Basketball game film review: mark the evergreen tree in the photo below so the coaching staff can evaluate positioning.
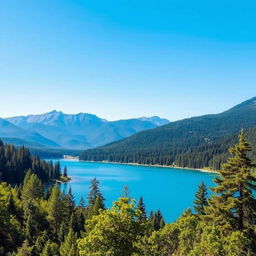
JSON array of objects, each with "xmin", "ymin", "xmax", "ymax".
[
  {"xmin": 7, "ymin": 193, "xmax": 16, "ymax": 215},
  {"xmin": 137, "ymin": 197, "xmax": 147, "ymax": 222},
  {"xmin": 67, "ymin": 187, "xmax": 75, "ymax": 215},
  {"xmin": 58, "ymin": 221, "xmax": 67, "ymax": 243},
  {"xmin": 33, "ymin": 231, "xmax": 48, "ymax": 256},
  {"xmin": 41, "ymin": 240, "xmax": 58, "ymax": 256},
  {"xmin": 194, "ymin": 182, "xmax": 208, "ymax": 215},
  {"xmin": 22, "ymin": 171, "xmax": 44, "ymax": 201},
  {"xmin": 87, "ymin": 178, "xmax": 104, "ymax": 207},
  {"xmin": 206, "ymin": 131, "xmax": 256, "ymax": 235},
  {"xmin": 47, "ymin": 184, "xmax": 64, "ymax": 237},
  {"xmin": 78, "ymin": 197, "xmax": 85, "ymax": 208},
  {"xmin": 59, "ymin": 229, "xmax": 79, "ymax": 256},
  {"xmin": 69, "ymin": 213, "xmax": 79, "ymax": 233},
  {"xmin": 63, "ymin": 166, "xmax": 68, "ymax": 177},
  {"xmin": 122, "ymin": 185, "xmax": 130, "ymax": 198},
  {"xmin": 16, "ymin": 240, "xmax": 33, "ymax": 256},
  {"xmin": 24, "ymin": 213, "xmax": 34, "ymax": 243},
  {"xmin": 150, "ymin": 210, "xmax": 165, "ymax": 231},
  {"xmin": 53, "ymin": 162, "xmax": 61, "ymax": 179},
  {"xmin": 87, "ymin": 178, "xmax": 105, "ymax": 219}
]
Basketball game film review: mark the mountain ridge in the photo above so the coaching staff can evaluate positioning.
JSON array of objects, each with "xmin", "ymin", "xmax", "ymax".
[{"xmin": 3, "ymin": 111, "xmax": 169, "ymax": 149}]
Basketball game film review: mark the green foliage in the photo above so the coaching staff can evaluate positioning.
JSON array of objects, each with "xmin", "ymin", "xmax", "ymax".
[
  {"xmin": 15, "ymin": 240, "xmax": 33, "ymax": 256},
  {"xmin": 137, "ymin": 197, "xmax": 147, "ymax": 223},
  {"xmin": 194, "ymin": 181, "xmax": 208, "ymax": 215},
  {"xmin": 41, "ymin": 240, "xmax": 59, "ymax": 256},
  {"xmin": 190, "ymin": 224, "xmax": 253, "ymax": 256},
  {"xmin": 206, "ymin": 131, "xmax": 256, "ymax": 235},
  {"xmin": 0, "ymin": 141, "xmax": 61, "ymax": 184},
  {"xmin": 33, "ymin": 231, "xmax": 48, "ymax": 255},
  {"xmin": 47, "ymin": 184, "xmax": 69, "ymax": 237},
  {"xmin": 59, "ymin": 229, "xmax": 79, "ymax": 256},
  {"xmin": 78, "ymin": 197, "xmax": 146, "ymax": 256},
  {"xmin": 141, "ymin": 223, "xmax": 180, "ymax": 256},
  {"xmin": 149, "ymin": 210, "xmax": 165, "ymax": 231},
  {"xmin": 86, "ymin": 178, "xmax": 105, "ymax": 218},
  {"xmin": 22, "ymin": 170, "xmax": 44, "ymax": 201},
  {"xmin": 87, "ymin": 178, "xmax": 104, "ymax": 207}
]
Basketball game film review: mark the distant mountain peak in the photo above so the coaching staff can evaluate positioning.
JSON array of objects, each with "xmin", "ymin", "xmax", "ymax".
[
  {"xmin": 48, "ymin": 110, "xmax": 59, "ymax": 114},
  {"xmin": 139, "ymin": 116, "xmax": 170, "ymax": 126}
]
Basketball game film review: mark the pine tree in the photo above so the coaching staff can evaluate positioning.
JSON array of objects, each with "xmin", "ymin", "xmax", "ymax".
[
  {"xmin": 78, "ymin": 197, "xmax": 85, "ymax": 208},
  {"xmin": 58, "ymin": 221, "xmax": 67, "ymax": 243},
  {"xmin": 41, "ymin": 240, "xmax": 58, "ymax": 256},
  {"xmin": 24, "ymin": 213, "xmax": 34, "ymax": 243},
  {"xmin": 33, "ymin": 231, "xmax": 48, "ymax": 255},
  {"xmin": 206, "ymin": 131, "xmax": 256, "ymax": 234},
  {"xmin": 67, "ymin": 187, "xmax": 75, "ymax": 215},
  {"xmin": 63, "ymin": 166, "xmax": 68, "ymax": 177},
  {"xmin": 16, "ymin": 240, "xmax": 32, "ymax": 256},
  {"xmin": 122, "ymin": 185, "xmax": 130, "ymax": 198},
  {"xmin": 59, "ymin": 229, "xmax": 79, "ymax": 256},
  {"xmin": 137, "ymin": 197, "xmax": 147, "ymax": 222},
  {"xmin": 87, "ymin": 178, "xmax": 104, "ymax": 207},
  {"xmin": 69, "ymin": 213, "xmax": 79, "ymax": 232},
  {"xmin": 47, "ymin": 184, "xmax": 64, "ymax": 237},
  {"xmin": 7, "ymin": 193, "xmax": 16, "ymax": 215},
  {"xmin": 22, "ymin": 171, "xmax": 43, "ymax": 201},
  {"xmin": 90, "ymin": 196, "xmax": 105, "ymax": 216},
  {"xmin": 194, "ymin": 182, "xmax": 208, "ymax": 215},
  {"xmin": 87, "ymin": 178, "xmax": 105, "ymax": 217},
  {"xmin": 53, "ymin": 162, "xmax": 61, "ymax": 179},
  {"xmin": 150, "ymin": 210, "xmax": 165, "ymax": 231}
]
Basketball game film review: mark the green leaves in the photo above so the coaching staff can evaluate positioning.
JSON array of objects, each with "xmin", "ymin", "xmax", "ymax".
[{"xmin": 78, "ymin": 197, "xmax": 146, "ymax": 256}]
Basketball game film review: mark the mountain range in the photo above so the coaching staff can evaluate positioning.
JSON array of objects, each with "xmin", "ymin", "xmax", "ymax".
[
  {"xmin": 0, "ymin": 111, "xmax": 169, "ymax": 149},
  {"xmin": 80, "ymin": 97, "xmax": 256, "ymax": 169}
]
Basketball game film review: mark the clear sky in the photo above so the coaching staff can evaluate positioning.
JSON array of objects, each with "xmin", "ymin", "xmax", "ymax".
[{"xmin": 1, "ymin": 0, "xmax": 256, "ymax": 121}]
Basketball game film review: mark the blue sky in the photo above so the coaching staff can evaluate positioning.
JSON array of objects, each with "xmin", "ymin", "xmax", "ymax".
[{"xmin": 1, "ymin": 0, "xmax": 256, "ymax": 121}]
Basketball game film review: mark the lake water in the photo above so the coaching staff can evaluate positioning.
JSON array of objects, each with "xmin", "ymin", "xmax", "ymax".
[{"xmin": 56, "ymin": 159, "xmax": 216, "ymax": 222}]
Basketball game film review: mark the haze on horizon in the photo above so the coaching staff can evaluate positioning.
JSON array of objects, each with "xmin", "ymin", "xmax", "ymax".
[{"xmin": 1, "ymin": 0, "xmax": 256, "ymax": 121}]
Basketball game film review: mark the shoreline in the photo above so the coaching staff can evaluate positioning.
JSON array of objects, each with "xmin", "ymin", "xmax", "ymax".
[{"xmin": 78, "ymin": 159, "xmax": 218, "ymax": 174}]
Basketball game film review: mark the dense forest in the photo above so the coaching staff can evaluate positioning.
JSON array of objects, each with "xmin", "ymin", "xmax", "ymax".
[
  {"xmin": 80, "ymin": 126, "xmax": 256, "ymax": 170},
  {"xmin": 0, "ymin": 140, "xmax": 63, "ymax": 184},
  {"xmin": 0, "ymin": 131, "xmax": 256, "ymax": 255},
  {"xmin": 80, "ymin": 98, "xmax": 256, "ymax": 170}
]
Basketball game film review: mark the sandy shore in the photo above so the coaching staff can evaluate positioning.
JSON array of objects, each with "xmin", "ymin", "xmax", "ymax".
[{"xmin": 79, "ymin": 160, "xmax": 218, "ymax": 174}]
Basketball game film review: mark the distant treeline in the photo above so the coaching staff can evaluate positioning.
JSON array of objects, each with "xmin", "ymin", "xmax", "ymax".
[
  {"xmin": 30, "ymin": 147, "xmax": 82, "ymax": 159},
  {"xmin": 0, "ymin": 140, "xmax": 62, "ymax": 184},
  {"xmin": 80, "ymin": 126, "xmax": 256, "ymax": 170}
]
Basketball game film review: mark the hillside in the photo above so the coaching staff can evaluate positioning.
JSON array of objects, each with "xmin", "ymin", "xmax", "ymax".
[
  {"xmin": 5, "ymin": 111, "xmax": 169, "ymax": 149},
  {"xmin": 80, "ymin": 97, "xmax": 256, "ymax": 169},
  {"xmin": 0, "ymin": 140, "xmax": 62, "ymax": 184}
]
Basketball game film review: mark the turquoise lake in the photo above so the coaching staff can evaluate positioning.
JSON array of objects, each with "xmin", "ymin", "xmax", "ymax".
[{"xmin": 56, "ymin": 159, "xmax": 216, "ymax": 222}]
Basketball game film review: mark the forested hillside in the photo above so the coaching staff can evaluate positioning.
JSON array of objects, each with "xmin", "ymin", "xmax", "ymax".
[
  {"xmin": 1, "ymin": 133, "xmax": 256, "ymax": 255},
  {"xmin": 174, "ymin": 126, "xmax": 256, "ymax": 169},
  {"xmin": 80, "ymin": 97, "xmax": 256, "ymax": 169},
  {"xmin": 0, "ymin": 140, "xmax": 62, "ymax": 184}
]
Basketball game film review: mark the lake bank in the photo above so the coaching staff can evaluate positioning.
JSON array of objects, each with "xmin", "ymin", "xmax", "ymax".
[{"xmin": 79, "ymin": 160, "xmax": 219, "ymax": 174}]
